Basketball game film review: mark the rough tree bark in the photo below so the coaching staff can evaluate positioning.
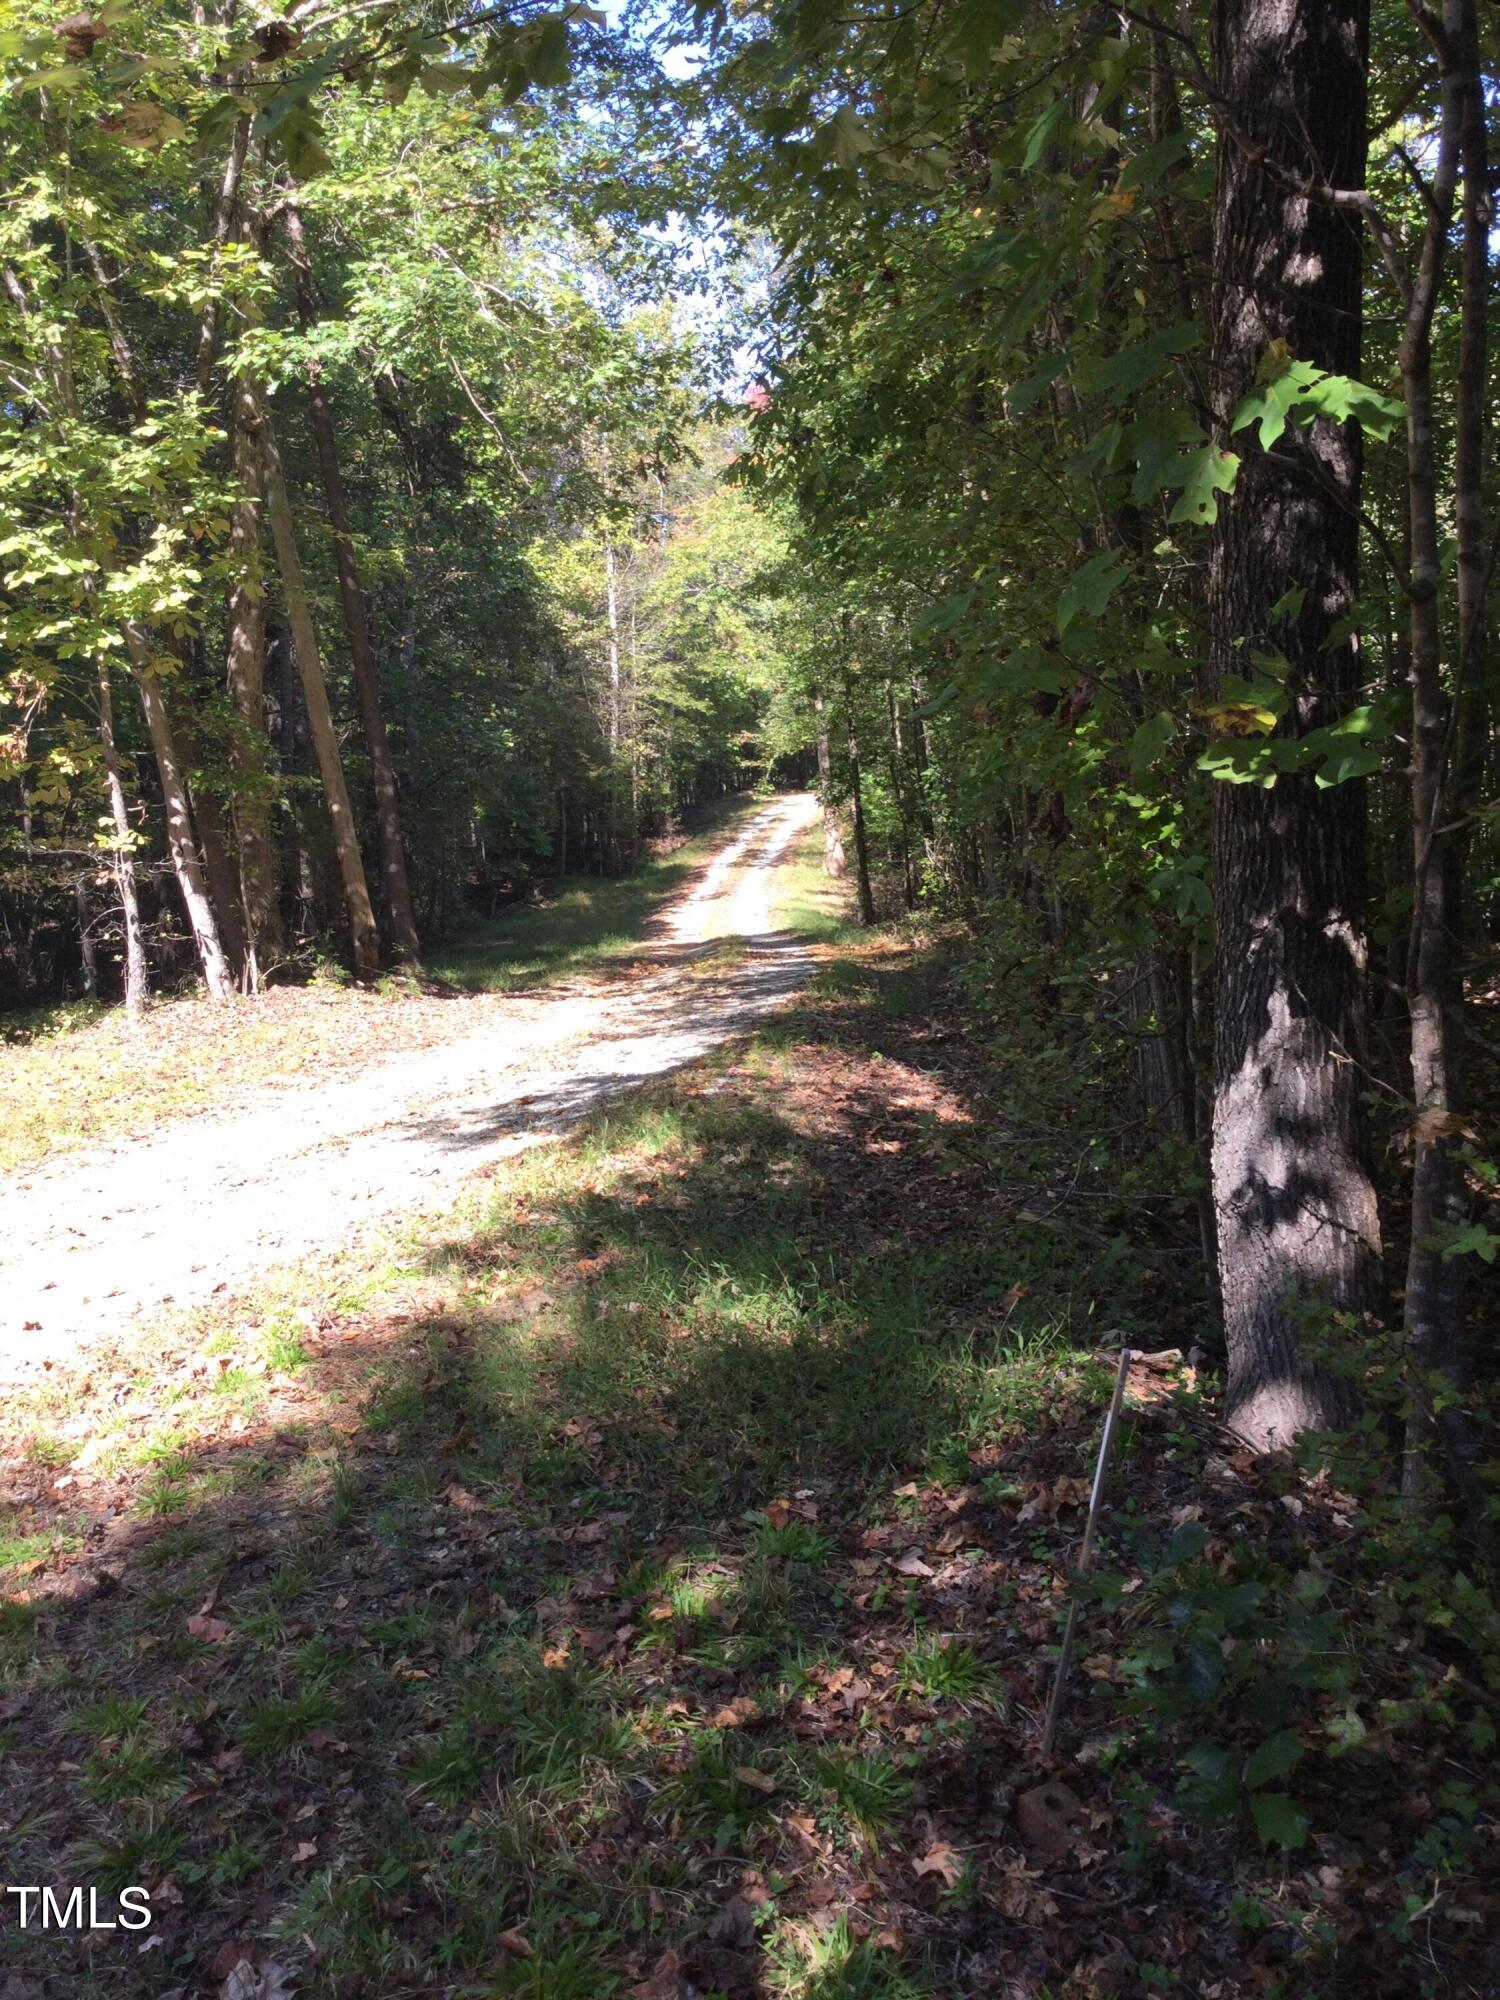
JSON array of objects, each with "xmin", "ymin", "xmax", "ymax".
[
  {"xmin": 1208, "ymin": 0, "xmax": 1381, "ymax": 1447},
  {"xmin": 124, "ymin": 629, "xmax": 235, "ymax": 1001},
  {"xmin": 283, "ymin": 199, "xmax": 421, "ymax": 961},
  {"xmin": 95, "ymin": 663, "xmax": 147, "ymax": 1015},
  {"xmin": 812, "ymin": 695, "xmax": 847, "ymax": 878},
  {"xmin": 251, "ymin": 384, "xmax": 382, "ymax": 981},
  {"xmin": 839, "ymin": 622, "xmax": 876, "ymax": 926},
  {"xmin": 224, "ymin": 371, "xmax": 284, "ymax": 979},
  {"xmin": 1399, "ymin": 0, "xmax": 1484, "ymax": 1501}
]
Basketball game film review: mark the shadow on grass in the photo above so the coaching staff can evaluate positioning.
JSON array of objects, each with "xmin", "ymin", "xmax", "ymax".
[{"xmin": 0, "ymin": 957, "xmax": 1110, "ymax": 2000}]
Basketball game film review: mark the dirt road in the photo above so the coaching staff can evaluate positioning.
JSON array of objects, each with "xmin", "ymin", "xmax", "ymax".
[{"xmin": 0, "ymin": 794, "xmax": 819, "ymax": 1376}]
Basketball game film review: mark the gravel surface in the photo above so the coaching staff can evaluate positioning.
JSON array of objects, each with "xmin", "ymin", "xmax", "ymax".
[{"xmin": 0, "ymin": 793, "xmax": 819, "ymax": 1377}]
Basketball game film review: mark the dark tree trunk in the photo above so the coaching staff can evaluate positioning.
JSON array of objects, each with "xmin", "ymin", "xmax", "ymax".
[
  {"xmin": 1208, "ymin": 0, "xmax": 1382, "ymax": 1447},
  {"xmin": 813, "ymin": 695, "xmax": 847, "ymax": 878},
  {"xmin": 284, "ymin": 199, "xmax": 422, "ymax": 962},
  {"xmin": 225, "ymin": 371, "xmax": 284, "ymax": 981},
  {"xmin": 1400, "ymin": 0, "xmax": 1485, "ymax": 1503},
  {"xmin": 839, "ymin": 628, "xmax": 875, "ymax": 925}
]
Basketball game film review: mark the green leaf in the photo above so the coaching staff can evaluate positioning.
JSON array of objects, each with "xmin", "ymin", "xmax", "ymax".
[
  {"xmin": 1440, "ymin": 1223, "xmax": 1499, "ymax": 1264},
  {"xmin": 1168, "ymin": 447, "xmax": 1238, "ymax": 525},
  {"xmin": 1128, "ymin": 709, "xmax": 1176, "ymax": 776},
  {"xmin": 1177, "ymin": 1742, "xmax": 1239, "ymax": 1822},
  {"xmin": 1243, "ymin": 1729, "xmax": 1304, "ymax": 1790},
  {"xmin": 825, "ymin": 105, "xmax": 876, "ymax": 167},
  {"xmin": 1057, "ymin": 549, "xmax": 1129, "ymax": 635},
  {"xmin": 1119, "ymin": 130, "xmax": 1192, "ymax": 190},
  {"xmin": 1250, "ymin": 1792, "xmax": 1310, "ymax": 1850},
  {"xmin": 1021, "ymin": 97, "xmax": 1066, "ymax": 171}
]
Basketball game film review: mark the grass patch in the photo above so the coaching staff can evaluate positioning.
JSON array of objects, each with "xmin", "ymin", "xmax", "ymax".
[{"xmin": 3, "ymin": 841, "xmax": 1492, "ymax": 2000}]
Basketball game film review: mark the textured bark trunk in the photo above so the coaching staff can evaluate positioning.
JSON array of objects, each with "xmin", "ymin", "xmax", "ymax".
[
  {"xmin": 167, "ymin": 686, "xmax": 248, "ymax": 980},
  {"xmin": 1400, "ymin": 0, "xmax": 1481, "ymax": 1503},
  {"xmin": 843, "ymin": 691, "xmax": 876, "ymax": 925},
  {"xmin": 813, "ymin": 696, "xmax": 847, "ymax": 877},
  {"xmin": 96, "ymin": 663, "xmax": 147, "ymax": 1016},
  {"xmin": 1208, "ymin": 0, "xmax": 1381, "ymax": 1447},
  {"xmin": 251, "ymin": 383, "xmax": 382, "ymax": 981},
  {"xmin": 224, "ymin": 372, "xmax": 283, "ymax": 980},
  {"xmin": 124, "ymin": 631, "xmax": 235, "ymax": 1001},
  {"xmin": 75, "ymin": 877, "xmax": 97, "ymax": 997},
  {"xmin": 886, "ymin": 686, "xmax": 918, "ymax": 910},
  {"xmin": 284, "ymin": 200, "xmax": 421, "ymax": 962}
]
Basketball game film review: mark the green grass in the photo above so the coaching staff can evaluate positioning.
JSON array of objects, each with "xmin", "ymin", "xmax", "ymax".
[
  {"xmin": 0, "ymin": 843, "xmax": 1161, "ymax": 2000},
  {"xmin": 426, "ymin": 793, "xmax": 772, "ymax": 992}
]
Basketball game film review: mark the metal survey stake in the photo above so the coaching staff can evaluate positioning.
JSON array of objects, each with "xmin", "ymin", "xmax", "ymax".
[{"xmin": 1040, "ymin": 1343, "xmax": 1134, "ymax": 1760}]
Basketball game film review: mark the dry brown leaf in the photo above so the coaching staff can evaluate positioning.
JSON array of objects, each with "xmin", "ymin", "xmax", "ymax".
[{"xmin": 912, "ymin": 1840, "xmax": 964, "ymax": 1887}]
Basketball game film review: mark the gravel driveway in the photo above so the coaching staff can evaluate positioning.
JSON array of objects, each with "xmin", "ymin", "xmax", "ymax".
[{"xmin": 0, "ymin": 793, "xmax": 819, "ymax": 1376}]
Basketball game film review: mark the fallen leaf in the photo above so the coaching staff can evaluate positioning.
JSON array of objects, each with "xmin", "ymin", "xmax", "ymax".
[
  {"xmin": 219, "ymin": 1958, "xmax": 296, "ymax": 2000},
  {"xmin": 187, "ymin": 1612, "xmax": 233, "ymax": 1645},
  {"xmin": 496, "ymin": 1929, "xmax": 532, "ymax": 1958},
  {"xmin": 735, "ymin": 1764, "xmax": 777, "ymax": 1793},
  {"xmin": 711, "ymin": 1696, "xmax": 757, "ymax": 1727},
  {"xmin": 912, "ymin": 1840, "xmax": 964, "ymax": 1887}
]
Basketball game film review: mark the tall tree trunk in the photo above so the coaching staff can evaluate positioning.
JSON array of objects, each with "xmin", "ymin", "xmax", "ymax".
[
  {"xmin": 225, "ymin": 371, "xmax": 283, "ymax": 980},
  {"xmin": 75, "ymin": 878, "xmax": 97, "ymax": 997},
  {"xmin": 886, "ymin": 685, "xmax": 918, "ymax": 910},
  {"xmin": 1208, "ymin": 0, "xmax": 1381, "ymax": 1448},
  {"xmin": 124, "ymin": 630, "xmax": 235, "ymax": 1001},
  {"xmin": 96, "ymin": 662, "xmax": 148, "ymax": 1016},
  {"xmin": 840, "ymin": 630, "xmax": 876, "ymax": 926},
  {"xmin": 813, "ymin": 695, "xmax": 847, "ymax": 877},
  {"xmin": 168, "ymin": 683, "xmax": 248, "ymax": 980},
  {"xmin": 251, "ymin": 383, "xmax": 382, "ymax": 981},
  {"xmin": 283, "ymin": 199, "xmax": 421, "ymax": 962},
  {"xmin": 605, "ymin": 543, "xmax": 623, "ymax": 754},
  {"xmin": 1400, "ymin": 0, "xmax": 1480, "ymax": 1502}
]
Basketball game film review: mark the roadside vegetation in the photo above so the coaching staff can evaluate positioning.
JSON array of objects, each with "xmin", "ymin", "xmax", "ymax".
[{"xmin": 3, "ymin": 833, "xmax": 1494, "ymax": 1998}]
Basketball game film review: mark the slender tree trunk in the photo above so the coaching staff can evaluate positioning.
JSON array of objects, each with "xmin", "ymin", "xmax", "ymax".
[
  {"xmin": 606, "ymin": 543, "xmax": 623, "ymax": 755},
  {"xmin": 251, "ymin": 382, "xmax": 382, "ymax": 981},
  {"xmin": 1400, "ymin": 0, "xmax": 1479, "ymax": 1501},
  {"xmin": 283, "ymin": 199, "xmax": 421, "ymax": 961},
  {"xmin": 96, "ymin": 662, "xmax": 148, "ymax": 1016},
  {"xmin": 886, "ymin": 685, "xmax": 918, "ymax": 910},
  {"xmin": 168, "ymin": 686, "xmax": 248, "ymax": 980},
  {"xmin": 75, "ymin": 878, "xmax": 97, "ymax": 997},
  {"xmin": 813, "ymin": 695, "xmax": 847, "ymax": 877},
  {"xmin": 1208, "ymin": 0, "xmax": 1381, "ymax": 1448},
  {"xmin": 840, "ymin": 635, "xmax": 876, "ymax": 925},
  {"xmin": 124, "ymin": 630, "xmax": 235, "ymax": 1001},
  {"xmin": 225, "ymin": 371, "xmax": 283, "ymax": 980}
]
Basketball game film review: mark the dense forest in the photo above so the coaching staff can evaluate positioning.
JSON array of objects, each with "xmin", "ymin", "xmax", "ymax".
[{"xmin": 2, "ymin": 1, "xmax": 1500, "ymax": 1996}]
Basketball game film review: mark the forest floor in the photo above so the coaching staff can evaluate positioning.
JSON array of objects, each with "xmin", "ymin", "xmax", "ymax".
[
  {"xmin": 0, "ymin": 794, "xmax": 818, "ymax": 1374},
  {"xmin": 2, "ymin": 809, "xmax": 1495, "ymax": 2000}
]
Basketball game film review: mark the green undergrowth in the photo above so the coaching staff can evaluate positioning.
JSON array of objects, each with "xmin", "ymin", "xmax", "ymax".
[{"xmin": 2, "ymin": 874, "xmax": 1496, "ymax": 1998}]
